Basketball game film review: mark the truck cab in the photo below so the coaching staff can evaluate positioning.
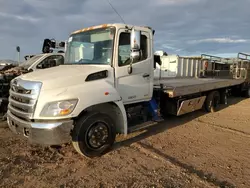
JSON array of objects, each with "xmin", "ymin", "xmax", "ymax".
[
  {"xmin": 7, "ymin": 23, "xmax": 155, "ymax": 157},
  {"xmin": 66, "ymin": 24, "xmax": 154, "ymax": 104}
]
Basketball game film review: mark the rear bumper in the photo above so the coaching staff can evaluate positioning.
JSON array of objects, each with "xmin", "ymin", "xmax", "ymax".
[{"xmin": 7, "ymin": 111, "xmax": 73, "ymax": 145}]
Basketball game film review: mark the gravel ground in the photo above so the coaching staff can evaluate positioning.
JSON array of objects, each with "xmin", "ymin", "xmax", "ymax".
[{"xmin": 0, "ymin": 97, "xmax": 249, "ymax": 188}]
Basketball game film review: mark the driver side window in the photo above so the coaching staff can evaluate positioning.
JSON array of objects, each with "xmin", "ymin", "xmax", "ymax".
[{"xmin": 118, "ymin": 32, "xmax": 148, "ymax": 67}]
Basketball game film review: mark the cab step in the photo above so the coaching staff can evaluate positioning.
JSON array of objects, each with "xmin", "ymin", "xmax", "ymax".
[{"xmin": 128, "ymin": 120, "xmax": 160, "ymax": 133}]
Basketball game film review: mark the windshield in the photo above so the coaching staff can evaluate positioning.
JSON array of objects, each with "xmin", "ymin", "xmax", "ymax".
[
  {"xmin": 19, "ymin": 55, "xmax": 43, "ymax": 69},
  {"xmin": 65, "ymin": 27, "xmax": 115, "ymax": 65}
]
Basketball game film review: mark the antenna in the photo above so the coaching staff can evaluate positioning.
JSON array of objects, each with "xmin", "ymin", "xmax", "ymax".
[{"xmin": 104, "ymin": 0, "xmax": 125, "ymax": 23}]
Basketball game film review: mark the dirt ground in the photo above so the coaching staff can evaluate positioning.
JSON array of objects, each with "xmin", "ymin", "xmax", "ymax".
[{"xmin": 0, "ymin": 97, "xmax": 250, "ymax": 188}]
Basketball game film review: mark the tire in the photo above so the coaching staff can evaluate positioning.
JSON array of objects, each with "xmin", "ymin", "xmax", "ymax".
[
  {"xmin": 72, "ymin": 112, "xmax": 116, "ymax": 158},
  {"xmin": 220, "ymin": 90, "xmax": 228, "ymax": 105},
  {"xmin": 204, "ymin": 91, "xmax": 220, "ymax": 112}
]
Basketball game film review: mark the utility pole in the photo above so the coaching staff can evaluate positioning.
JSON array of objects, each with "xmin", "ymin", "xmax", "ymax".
[{"xmin": 16, "ymin": 46, "xmax": 20, "ymax": 64}]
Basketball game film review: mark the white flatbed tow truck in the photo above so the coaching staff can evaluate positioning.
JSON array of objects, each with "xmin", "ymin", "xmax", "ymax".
[{"xmin": 6, "ymin": 23, "xmax": 250, "ymax": 157}]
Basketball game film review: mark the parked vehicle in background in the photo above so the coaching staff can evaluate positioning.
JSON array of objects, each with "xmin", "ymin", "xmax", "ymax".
[
  {"xmin": 19, "ymin": 52, "xmax": 65, "ymax": 72},
  {"xmin": 0, "ymin": 39, "xmax": 66, "ymax": 116},
  {"xmin": 6, "ymin": 23, "xmax": 250, "ymax": 158}
]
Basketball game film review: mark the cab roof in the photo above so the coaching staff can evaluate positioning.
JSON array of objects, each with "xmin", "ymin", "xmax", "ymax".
[{"xmin": 71, "ymin": 23, "xmax": 153, "ymax": 35}]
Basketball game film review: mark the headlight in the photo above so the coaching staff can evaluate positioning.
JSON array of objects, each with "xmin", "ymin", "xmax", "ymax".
[{"xmin": 40, "ymin": 99, "xmax": 78, "ymax": 117}]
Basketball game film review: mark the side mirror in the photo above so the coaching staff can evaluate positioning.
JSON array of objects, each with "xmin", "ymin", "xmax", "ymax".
[
  {"xmin": 130, "ymin": 51, "xmax": 140, "ymax": 60},
  {"xmin": 128, "ymin": 28, "xmax": 141, "ymax": 74},
  {"xmin": 37, "ymin": 64, "xmax": 43, "ymax": 69},
  {"xmin": 130, "ymin": 28, "xmax": 141, "ymax": 61},
  {"xmin": 130, "ymin": 28, "xmax": 141, "ymax": 50}
]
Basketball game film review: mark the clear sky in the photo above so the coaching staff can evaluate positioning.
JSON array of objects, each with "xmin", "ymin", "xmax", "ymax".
[{"xmin": 1, "ymin": 0, "xmax": 250, "ymax": 61}]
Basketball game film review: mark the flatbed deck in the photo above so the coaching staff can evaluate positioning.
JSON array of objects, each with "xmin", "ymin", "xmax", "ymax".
[{"xmin": 154, "ymin": 78, "xmax": 245, "ymax": 98}]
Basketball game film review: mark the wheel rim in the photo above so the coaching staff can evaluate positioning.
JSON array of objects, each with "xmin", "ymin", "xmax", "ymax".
[
  {"xmin": 248, "ymin": 88, "xmax": 250, "ymax": 96},
  {"xmin": 86, "ymin": 122, "xmax": 109, "ymax": 149},
  {"xmin": 224, "ymin": 95, "xmax": 228, "ymax": 105}
]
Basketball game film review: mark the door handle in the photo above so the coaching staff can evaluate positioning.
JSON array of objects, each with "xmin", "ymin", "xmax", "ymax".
[{"xmin": 143, "ymin": 73, "xmax": 150, "ymax": 78}]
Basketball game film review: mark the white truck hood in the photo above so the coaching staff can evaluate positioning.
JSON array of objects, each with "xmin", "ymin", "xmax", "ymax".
[{"xmin": 19, "ymin": 65, "xmax": 112, "ymax": 90}]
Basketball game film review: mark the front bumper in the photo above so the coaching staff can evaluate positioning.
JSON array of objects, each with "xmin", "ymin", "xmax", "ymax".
[{"xmin": 7, "ymin": 111, "xmax": 74, "ymax": 145}]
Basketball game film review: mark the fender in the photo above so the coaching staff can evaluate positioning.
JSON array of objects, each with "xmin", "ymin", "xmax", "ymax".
[
  {"xmin": 113, "ymin": 100, "xmax": 128, "ymax": 135},
  {"xmin": 34, "ymin": 78, "xmax": 125, "ymax": 119}
]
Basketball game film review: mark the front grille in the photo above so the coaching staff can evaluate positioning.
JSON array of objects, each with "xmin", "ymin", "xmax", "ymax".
[
  {"xmin": 8, "ymin": 78, "xmax": 42, "ymax": 121},
  {"xmin": 11, "ymin": 103, "xmax": 29, "ymax": 113},
  {"xmin": 11, "ymin": 95, "xmax": 29, "ymax": 104}
]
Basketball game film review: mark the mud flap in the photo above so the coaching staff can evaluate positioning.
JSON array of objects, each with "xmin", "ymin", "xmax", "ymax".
[{"xmin": 177, "ymin": 96, "xmax": 206, "ymax": 116}]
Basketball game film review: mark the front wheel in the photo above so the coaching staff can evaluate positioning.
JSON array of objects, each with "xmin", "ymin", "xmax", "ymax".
[{"xmin": 72, "ymin": 112, "xmax": 116, "ymax": 158}]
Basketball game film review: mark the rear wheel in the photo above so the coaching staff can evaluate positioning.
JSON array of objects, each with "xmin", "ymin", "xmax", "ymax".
[
  {"xmin": 72, "ymin": 112, "xmax": 116, "ymax": 158},
  {"xmin": 204, "ymin": 91, "xmax": 220, "ymax": 112},
  {"xmin": 220, "ymin": 90, "xmax": 228, "ymax": 105}
]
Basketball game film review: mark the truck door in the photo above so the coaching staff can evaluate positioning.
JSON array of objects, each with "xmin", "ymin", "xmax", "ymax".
[{"xmin": 115, "ymin": 29, "xmax": 153, "ymax": 104}]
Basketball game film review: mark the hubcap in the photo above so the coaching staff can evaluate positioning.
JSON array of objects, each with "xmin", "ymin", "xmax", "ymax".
[
  {"xmin": 223, "ymin": 92, "xmax": 228, "ymax": 105},
  {"xmin": 224, "ymin": 95, "xmax": 228, "ymax": 105},
  {"xmin": 87, "ymin": 122, "xmax": 109, "ymax": 149}
]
